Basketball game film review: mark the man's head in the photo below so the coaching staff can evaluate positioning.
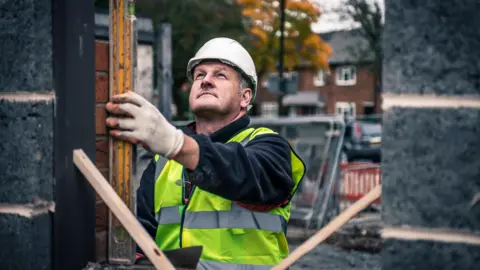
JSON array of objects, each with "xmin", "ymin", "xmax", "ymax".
[{"xmin": 186, "ymin": 38, "xmax": 257, "ymax": 118}]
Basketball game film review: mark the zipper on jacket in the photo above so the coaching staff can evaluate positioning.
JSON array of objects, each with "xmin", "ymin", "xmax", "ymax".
[{"xmin": 179, "ymin": 170, "xmax": 196, "ymax": 248}]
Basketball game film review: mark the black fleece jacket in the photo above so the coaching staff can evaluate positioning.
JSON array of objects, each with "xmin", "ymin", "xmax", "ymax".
[{"xmin": 136, "ymin": 115, "xmax": 298, "ymax": 241}]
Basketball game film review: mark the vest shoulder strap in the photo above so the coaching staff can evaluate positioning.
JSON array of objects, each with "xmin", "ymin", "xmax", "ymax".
[{"xmin": 154, "ymin": 155, "xmax": 169, "ymax": 181}]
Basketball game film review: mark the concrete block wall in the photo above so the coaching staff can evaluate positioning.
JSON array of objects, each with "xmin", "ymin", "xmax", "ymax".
[
  {"xmin": 0, "ymin": 0, "xmax": 55, "ymax": 269},
  {"xmin": 381, "ymin": 0, "xmax": 480, "ymax": 269}
]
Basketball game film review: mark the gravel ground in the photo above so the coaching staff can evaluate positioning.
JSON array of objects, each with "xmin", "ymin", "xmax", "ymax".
[
  {"xmin": 285, "ymin": 215, "xmax": 383, "ymax": 270},
  {"xmin": 287, "ymin": 243, "xmax": 381, "ymax": 270}
]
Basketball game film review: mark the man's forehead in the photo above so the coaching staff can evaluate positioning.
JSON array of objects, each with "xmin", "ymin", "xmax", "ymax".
[{"xmin": 194, "ymin": 61, "xmax": 235, "ymax": 72}]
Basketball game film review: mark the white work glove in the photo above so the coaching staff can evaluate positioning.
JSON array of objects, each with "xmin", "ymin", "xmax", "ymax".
[{"xmin": 105, "ymin": 91, "xmax": 185, "ymax": 158}]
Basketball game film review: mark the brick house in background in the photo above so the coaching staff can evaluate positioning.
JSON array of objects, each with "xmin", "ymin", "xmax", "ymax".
[{"xmin": 253, "ymin": 29, "xmax": 380, "ymax": 117}]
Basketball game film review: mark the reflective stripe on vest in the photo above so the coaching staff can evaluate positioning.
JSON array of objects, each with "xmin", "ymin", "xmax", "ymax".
[
  {"xmin": 155, "ymin": 206, "xmax": 181, "ymax": 225},
  {"xmin": 156, "ymin": 203, "xmax": 286, "ymax": 233},
  {"xmin": 184, "ymin": 203, "xmax": 286, "ymax": 232},
  {"xmin": 198, "ymin": 260, "xmax": 271, "ymax": 270}
]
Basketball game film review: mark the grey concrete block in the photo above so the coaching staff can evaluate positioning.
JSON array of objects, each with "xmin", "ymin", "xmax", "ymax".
[
  {"xmin": 382, "ymin": 238, "xmax": 480, "ymax": 270},
  {"xmin": 383, "ymin": 0, "xmax": 480, "ymax": 95},
  {"xmin": 0, "ymin": 0, "xmax": 53, "ymax": 92},
  {"xmin": 382, "ymin": 107, "xmax": 480, "ymax": 230},
  {"xmin": 0, "ymin": 99, "xmax": 54, "ymax": 203},
  {"xmin": 0, "ymin": 213, "xmax": 52, "ymax": 270}
]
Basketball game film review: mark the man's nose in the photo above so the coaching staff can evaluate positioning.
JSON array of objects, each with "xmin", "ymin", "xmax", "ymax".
[{"xmin": 200, "ymin": 73, "xmax": 215, "ymax": 89}]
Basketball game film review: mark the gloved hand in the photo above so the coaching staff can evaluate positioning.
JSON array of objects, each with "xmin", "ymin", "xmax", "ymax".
[{"xmin": 105, "ymin": 91, "xmax": 185, "ymax": 159}]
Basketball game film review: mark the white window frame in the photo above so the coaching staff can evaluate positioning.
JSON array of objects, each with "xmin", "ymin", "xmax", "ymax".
[
  {"xmin": 313, "ymin": 69, "xmax": 327, "ymax": 87},
  {"xmin": 261, "ymin": 102, "xmax": 278, "ymax": 118},
  {"xmin": 335, "ymin": 102, "xmax": 356, "ymax": 118},
  {"xmin": 335, "ymin": 66, "xmax": 357, "ymax": 86}
]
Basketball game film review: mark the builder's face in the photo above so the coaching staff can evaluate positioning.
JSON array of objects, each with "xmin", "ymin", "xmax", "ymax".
[{"xmin": 189, "ymin": 62, "xmax": 251, "ymax": 118}]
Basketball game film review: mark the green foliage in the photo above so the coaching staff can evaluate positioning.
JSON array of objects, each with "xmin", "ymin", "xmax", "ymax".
[{"xmin": 136, "ymin": 1, "xmax": 248, "ymax": 85}]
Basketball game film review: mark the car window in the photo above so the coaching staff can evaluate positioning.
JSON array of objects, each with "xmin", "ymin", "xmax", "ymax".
[{"xmin": 360, "ymin": 123, "xmax": 381, "ymax": 135}]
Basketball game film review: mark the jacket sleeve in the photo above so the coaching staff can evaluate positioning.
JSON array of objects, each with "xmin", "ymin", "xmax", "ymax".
[
  {"xmin": 189, "ymin": 133, "xmax": 296, "ymax": 205},
  {"xmin": 136, "ymin": 158, "xmax": 157, "ymax": 253}
]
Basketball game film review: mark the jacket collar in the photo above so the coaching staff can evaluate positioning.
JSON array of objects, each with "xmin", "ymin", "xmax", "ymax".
[{"xmin": 180, "ymin": 115, "xmax": 250, "ymax": 143}]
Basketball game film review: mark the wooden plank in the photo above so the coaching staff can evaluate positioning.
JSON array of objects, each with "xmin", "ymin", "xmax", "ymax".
[
  {"xmin": 73, "ymin": 149, "xmax": 175, "ymax": 270},
  {"xmin": 272, "ymin": 185, "xmax": 382, "ymax": 270}
]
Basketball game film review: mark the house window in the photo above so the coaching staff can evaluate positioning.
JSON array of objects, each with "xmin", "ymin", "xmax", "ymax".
[
  {"xmin": 335, "ymin": 102, "xmax": 356, "ymax": 119},
  {"xmin": 363, "ymin": 102, "xmax": 375, "ymax": 115},
  {"xmin": 313, "ymin": 70, "xmax": 326, "ymax": 87},
  {"xmin": 261, "ymin": 102, "xmax": 278, "ymax": 118},
  {"xmin": 335, "ymin": 66, "xmax": 356, "ymax": 86}
]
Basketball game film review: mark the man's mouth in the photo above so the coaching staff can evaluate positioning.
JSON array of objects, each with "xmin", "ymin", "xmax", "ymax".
[{"xmin": 198, "ymin": 92, "xmax": 216, "ymax": 98}]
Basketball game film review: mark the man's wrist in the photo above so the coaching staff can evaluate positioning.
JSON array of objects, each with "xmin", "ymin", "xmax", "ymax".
[{"xmin": 171, "ymin": 135, "xmax": 200, "ymax": 171}]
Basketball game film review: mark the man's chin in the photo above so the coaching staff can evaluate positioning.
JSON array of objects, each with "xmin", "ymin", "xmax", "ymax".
[{"xmin": 191, "ymin": 105, "xmax": 226, "ymax": 118}]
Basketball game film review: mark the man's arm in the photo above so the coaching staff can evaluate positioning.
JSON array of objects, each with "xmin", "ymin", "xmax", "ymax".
[
  {"xmin": 104, "ymin": 91, "xmax": 295, "ymax": 206},
  {"xmin": 173, "ymin": 133, "xmax": 295, "ymax": 206}
]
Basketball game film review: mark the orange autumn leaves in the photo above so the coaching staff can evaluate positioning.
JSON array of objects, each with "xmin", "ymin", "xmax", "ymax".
[{"xmin": 237, "ymin": 0, "xmax": 332, "ymax": 77}]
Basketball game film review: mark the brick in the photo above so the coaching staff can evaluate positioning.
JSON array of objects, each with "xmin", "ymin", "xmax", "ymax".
[
  {"xmin": 0, "ymin": 0, "xmax": 53, "ymax": 92},
  {"xmin": 0, "ymin": 213, "xmax": 52, "ymax": 269},
  {"xmin": 382, "ymin": 238, "xmax": 480, "ymax": 270},
  {"xmin": 96, "ymin": 138, "xmax": 109, "ymax": 169},
  {"xmin": 382, "ymin": 107, "xmax": 480, "ymax": 230},
  {"xmin": 0, "ymin": 99, "xmax": 54, "ymax": 204},
  {"xmin": 96, "ymin": 106, "xmax": 107, "ymax": 135},
  {"xmin": 95, "ymin": 42, "xmax": 109, "ymax": 71},
  {"xmin": 95, "ymin": 72, "xmax": 109, "ymax": 102},
  {"xmin": 383, "ymin": 0, "xmax": 480, "ymax": 95},
  {"xmin": 96, "ymin": 201, "xmax": 108, "ymax": 232}
]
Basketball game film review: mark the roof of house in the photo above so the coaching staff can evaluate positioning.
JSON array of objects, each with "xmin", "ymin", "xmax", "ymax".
[{"xmin": 319, "ymin": 29, "xmax": 375, "ymax": 65}]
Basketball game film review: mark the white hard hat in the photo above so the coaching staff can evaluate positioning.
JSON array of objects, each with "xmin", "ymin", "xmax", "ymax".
[{"xmin": 186, "ymin": 37, "xmax": 258, "ymax": 103}]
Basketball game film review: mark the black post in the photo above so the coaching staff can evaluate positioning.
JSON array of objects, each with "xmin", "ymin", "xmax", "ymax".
[
  {"xmin": 52, "ymin": 0, "xmax": 96, "ymax": 269},
  {"xmin": 156, "ymin": 23, "xmax": 173, "ymax": 122},
  {"xmin": 277, "ymin": 0, "xmax": 287, "ymax": 116}
]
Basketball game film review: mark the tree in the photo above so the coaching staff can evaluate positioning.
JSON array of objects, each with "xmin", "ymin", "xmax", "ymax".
[
  {"xmin": 134, "ymin": 0, "xmax": 250, "ymax": 120},
  {"xmin": 237, "ymin": 0, "xmax": 333, "ymax": 80},
  {"xmin": 335, "ymin": 0, "xmax": 383, "ymax": 112}
]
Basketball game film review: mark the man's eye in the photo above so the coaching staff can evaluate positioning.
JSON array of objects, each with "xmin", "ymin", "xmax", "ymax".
[
  {"xmin": 217, "ymin": 73, "xmax": 227, "ymax": 78},
  {"xmin": 195, "ymin": 74, "xmax": 204, "ymax": 80}
]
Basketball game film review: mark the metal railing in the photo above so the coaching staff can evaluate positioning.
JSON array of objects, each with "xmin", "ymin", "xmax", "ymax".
[{"xmin": 249, "ymin": 115, "xmax": 346, "ymax": 231}]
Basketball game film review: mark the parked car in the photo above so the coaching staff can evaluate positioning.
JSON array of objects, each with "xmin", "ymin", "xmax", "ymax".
[{"xmin": 342, "ymin": 120, "xmax": 382, "ymax": 163}]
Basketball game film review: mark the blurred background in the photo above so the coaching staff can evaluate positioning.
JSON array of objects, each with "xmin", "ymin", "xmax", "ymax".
[{"xmin": 94, "ymin": 0, "xmax": 384, "ymax": 124}]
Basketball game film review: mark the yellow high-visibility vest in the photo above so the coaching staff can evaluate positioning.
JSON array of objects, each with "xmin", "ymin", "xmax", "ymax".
[{"xmin": 153, "ymin": 127, "xmax": 305, "ymax": 269}]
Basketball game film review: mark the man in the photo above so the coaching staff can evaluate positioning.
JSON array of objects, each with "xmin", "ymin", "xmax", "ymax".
[{"xmin": 106, "ymin": 37, "xmax": 305, "ymax": 269}]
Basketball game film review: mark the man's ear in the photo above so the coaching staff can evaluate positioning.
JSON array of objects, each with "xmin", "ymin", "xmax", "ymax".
[{"xmin": 240, "ymin": 88, "xmax": 252, "ymax": 109}]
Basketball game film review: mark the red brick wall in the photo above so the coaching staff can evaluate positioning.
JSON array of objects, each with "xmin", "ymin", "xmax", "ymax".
[
  {"xmin": 320, "ymin": 64, "xmax": 377, "ymax": 114},
  {"xmin": 255, "ymin": 64, "xmax": 380, "ymax": 115},
  {"xmin": 94, "ymin": 40, "xmax": 109, "ymax": 262}
]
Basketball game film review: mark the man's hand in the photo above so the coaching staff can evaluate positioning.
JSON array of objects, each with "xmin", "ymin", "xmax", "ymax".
[{"xmin": 105, "ymin": 91, "xmax": 185, "ymax": 159}]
